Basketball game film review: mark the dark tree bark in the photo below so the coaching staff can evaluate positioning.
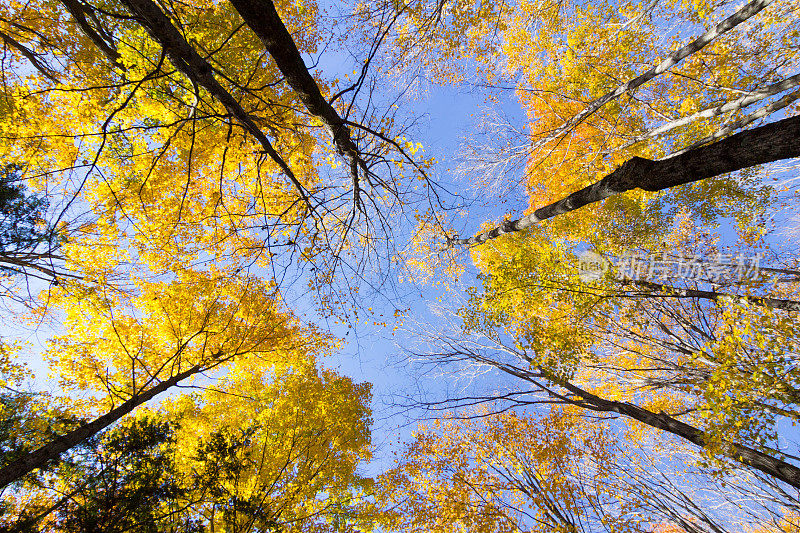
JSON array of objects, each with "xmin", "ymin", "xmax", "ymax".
[
  {"xmin": 549, "ymin": 373, "xmax": 800, "ymax": 489},
  {"xmin": 228, "ymin": 0, "xmax": 366, "ymax": 202},
  {"xmin": 59, "ymin": 0, "xmax": 123, "ymax": 68},
  {"xmin": 228, "ymin": 0, "xmax": 359, "ymax": 161},
  {"xmin": 0, "ymin": 29, "xmax": 59, "ymax": 82},
  {"xmin": 451, "ymin": 114, "xmax": 800, "ymax": 246},
  {"xmin": 625, "ymin": 279, "xmax": 800, "ymax": 313},
  {"xmin": 0, "ymin": 364, "xmax": 202, "ymax": 489},
  {"xmin": 118, "ymin": 0, "xmax": 310, "ymax": 205}
]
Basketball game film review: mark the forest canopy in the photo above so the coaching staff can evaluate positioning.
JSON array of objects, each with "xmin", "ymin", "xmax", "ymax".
[{"xmin": 0, "ymin": 0, "xmax": 799, "ymax": 530}]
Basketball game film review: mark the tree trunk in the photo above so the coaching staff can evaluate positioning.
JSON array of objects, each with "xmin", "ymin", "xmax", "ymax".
[
  {"xmin": 228, "ymin": 0, "xmax": 359, "ymax": 160},
  {"xmin": 551, "ymin": 373, "xmax": 800, "ymax": 489},
  {"xmin": 119, "ymin": 0, "xmax": 309, "ymax": 204},
  {"xmin": 625, "ymin": 279, "xmax": 800, "ymax": 313},
  {"xmin": 0, "ymin": 364, "xmax": 202, "ymax": 489},
  {"xmin": 227, "ymin": 0, "xmax": 364, "ymax": 195},
  {"xmin": 59, "ymin": 0, "xmax": 123, "ymax": 68},
  {"xmin": 452, "ymin": 114, "xmax": 800, "ymax": 246}
]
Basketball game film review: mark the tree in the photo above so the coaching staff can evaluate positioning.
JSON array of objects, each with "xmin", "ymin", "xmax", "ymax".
[
  {"xmin": 406, "ymin": 224, "xmax": 800, "ymax": 492},
  {"xmin": 0, "ymin": 268, "xmax": 331, "ymax": 489},
  {"xmin": 0, "ymin": 0, "xmax": 446, "ymax": 315},
  {"xmin": 380, "ymin": 407, "xmax": 800, "ymax": 533},
  {"xmin": 380, "ymin": 407, "xmax": 643, "ymax": 533},
  {"xmin": 449, "ymin": 115, "xmax": 800, "ymax": 245},
  {"xmin": 2, "ymin": 0, "xmax": 800, "ymax": 530},
  {"xmin": 161, "ymin": 361, "xmax": 374, "ymax": 532},
  {"xmin": 42, "ymin": 417, "xmax": 199, "ymax": 533},
  {"xmin": 374, "ymin": 0, "xmax": 800, "ymax": 500},
  {"xmin": 0, "ymin": 341, "xmax": 84, "ymax": 508},
  {"xmin": 370, "ymin": 0, "xmax": 800, "ymax": 248},
  {"xmin": 0, "ymin": 0, "xmax": 402, "ymax": 512},
  {"xmin": 1, "ymin": 361, "xmax": 373, "ymax": 532},
  {"xmin": 1, "ymin": 166, "xmax": 48, "ymax": 271}
]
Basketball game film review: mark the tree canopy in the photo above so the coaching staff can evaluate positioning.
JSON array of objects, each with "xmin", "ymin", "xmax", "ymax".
[{"xmin": 0, "ymin": 0, "xmax": 799, "ymax": 530}]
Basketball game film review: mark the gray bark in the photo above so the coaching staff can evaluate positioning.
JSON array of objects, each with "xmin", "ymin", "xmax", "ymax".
[
  {"xmin": 526, "ymin": 0, "xmax": 775, "ymax": 157},
  {"xmin": 452, "ymin": 114, "xmax": 800, "ymax": 246}
]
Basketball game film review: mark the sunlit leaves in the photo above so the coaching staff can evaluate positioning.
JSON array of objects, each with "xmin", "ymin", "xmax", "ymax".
[
  {"xmin": 161, "ymin": 362, "xmax": 374, "ymax": 532},
  {"xmin": 42, "ymin": 269, "xmax": 305, "ymax": 414},
  {"xmin": 380, "ymin": 407, "xmax": 646, "ymax": 533}
]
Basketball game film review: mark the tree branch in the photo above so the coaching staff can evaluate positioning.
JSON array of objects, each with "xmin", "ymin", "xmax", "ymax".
[
  {"xmin": 625, "ymin": 279, "xmax": 800, "ymax": 313},
  {"xmin": 59, "ymin": 0, "xmax": 124, "ymax": 69},
  {"xmin": 451, "ymin": 114, "xmax": 800, "ymax": 246},
  {"xmin": 548, "ymin": 372, "xmax": 800, "ymax": 490},
  {"xmin": 0, "ymin": 363, "xmax": 203, "ymax": 489},
  {"xmin": 618, "ymin": 72, "xmax": 800, "ymax": 148},
  {"xmin": 526, "ymin": 0, "xmax": 775, "ymax": 156},
  {"xmin": 227, "ymin": 0, "xmax": 367, "ymax": 211},
  {"xmin": 118, "ymin": 0, "xmax": 312, "ymax": 207}
]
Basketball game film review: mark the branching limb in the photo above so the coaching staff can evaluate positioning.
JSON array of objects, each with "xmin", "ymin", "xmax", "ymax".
[
  {"xmin": 526, "ymin": 0, "xmax": 775, "ymax": 156},
  {"xmin": 450, "ymin": 114, "xmax": 800, "ymax": 246},
  {"xmin": 118, "ymin": 0, "xmax": 312, "ymax": 208},
  {"xmin": 617, "ymin": 72, "xmax": 800, "ymax": 149},
  {"xmin": 59, "ymin": 0, "xmax": 124, "ymax": 68},
  {"xmin": 0, "ymin": 28, "xmax": 59, "ymax": 82},
  {"xmin": 623, "ymin": 279, "xmax": 800, "ymax": 313},
  {"xmin": 228, "ymin": 0, "xmax": 367, "ymax": 213}
]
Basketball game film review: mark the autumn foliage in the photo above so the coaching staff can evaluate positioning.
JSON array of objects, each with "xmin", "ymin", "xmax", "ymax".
[{"xmin": 0, "ymin": 0, "xmax": 799, "ymax": 530}]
